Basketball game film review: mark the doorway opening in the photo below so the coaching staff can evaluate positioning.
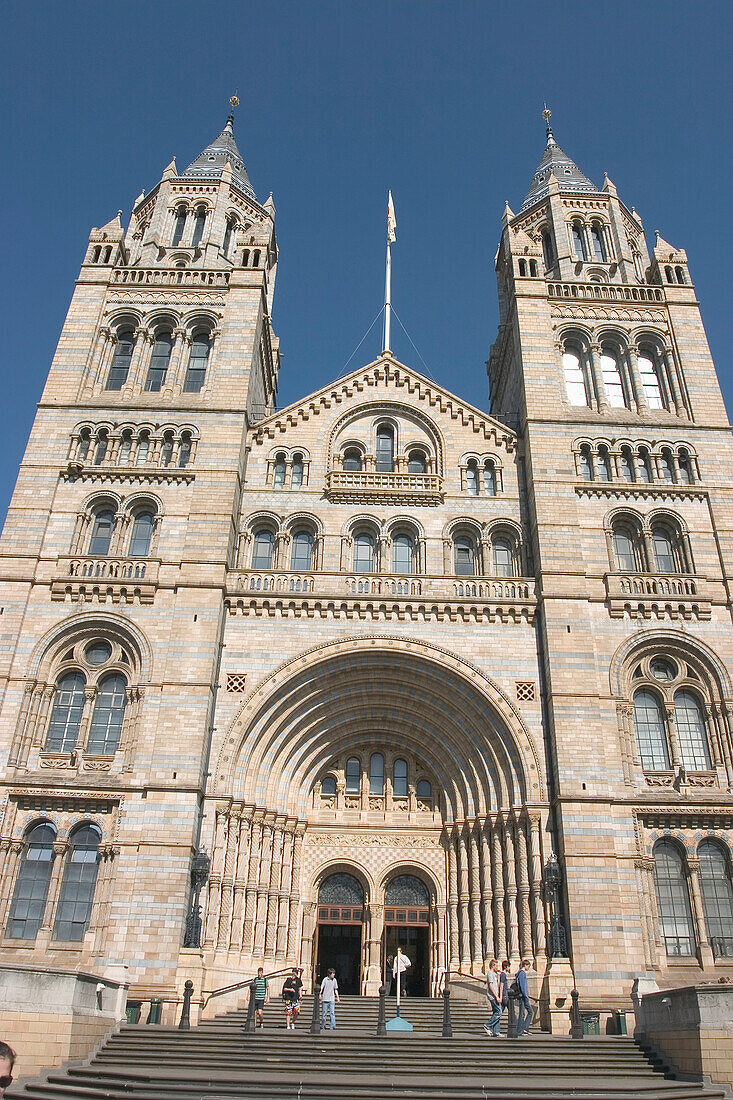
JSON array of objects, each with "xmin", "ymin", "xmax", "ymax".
[
  {"xmin": 383, "ymin": 874, "xmax": 432, "ymax": 997},
  {"xmin": 316, "ymin": 872, "xmax": 365, "ymax": 996}
]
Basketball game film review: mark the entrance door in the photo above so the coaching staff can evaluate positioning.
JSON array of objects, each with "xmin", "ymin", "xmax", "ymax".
[
  {"xmin": 384, "ymin": 924, "xmax": 430, "ymax": 996},
  {"xmin": 316, "ymin": 922, "xmax": 362, "ymax": 995}
]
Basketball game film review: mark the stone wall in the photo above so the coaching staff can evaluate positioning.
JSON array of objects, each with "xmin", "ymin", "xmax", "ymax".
[{"xmin": 635, "ymin": 983, "xmax": 733, "ymax": 1090}]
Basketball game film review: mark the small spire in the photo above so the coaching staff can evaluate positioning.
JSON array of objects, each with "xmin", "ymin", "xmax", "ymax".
[
  {"xmin": 542, "ymin": 103, "xmax": 555, "ymax": 145},
  {"xmin": 226, "ymin": 93, "xmax": 240, "ymax": 128}
]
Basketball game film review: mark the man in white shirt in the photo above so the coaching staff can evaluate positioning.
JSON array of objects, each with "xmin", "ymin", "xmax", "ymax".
[
  {"xmin": 484, "ymin": 959, "xmax": 503, "ymax": 1036},
  {"xmin": 319, "ymin": 968, "xmax": 339, "ymax": 1030},
  {"xmin": 392, "ymin": 949, "xmax": 411, "ymax": 996}
]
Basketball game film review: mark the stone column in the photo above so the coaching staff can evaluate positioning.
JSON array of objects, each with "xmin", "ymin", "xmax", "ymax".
[
  {"xmin": 365, "ymin": 903, "xmax": 384, "ymax": 994},
  {"xmin": 445, "ymin": 830, "xmax": 459, "ymax": 969},
  {"xmin": 662, "ymin": 345, "xmax": 686, "ymax": 416},
  {"xmin": 287, "ymin": 825, "xmax": 305, "ymax": 961},
  {"xmin": 528, "ymin": 815, "xmax": 547, "ymax": 959},
  {"xmin": 468, "ymin": 824, "xmax": 482, "ymax": 973},
  {"xmin": 85, "ymin": 326, "xmax": 113, "ymax": 393},
  {"xmin": 479, "ymin": 819, "xmax": 494, "ymax": 966},
  {"xmin": 265, "ymin": 824, "xmax": 283, "ymax": 957},
  {"xmin": 516, "ymin": 822, "xmax": 532, "ymax": 958},
  {"xmin": 123, "ymin": 327, "xmax": 151, "ymax": 395},
  {"xmin": 300, "ymin": 901, "xmax": 317, "ymax": 990},
  {"xmin": 458, "ymin": 828, "xmax": 471, "ymax": 969},
  {"xmin": 589, "ymin": 342, "xmax": 609, "ymax": 411},
  {"xmin": 503, "ymin": 824, "xmax": 519, "ymax": 961},
  {"xmin": 242, "ymin": 813, "xmax": 263, "ymax": 956},
  {"xmin": 40, "ymin": 841, "xmax": 69, "ymax": 935},
  {"xmin": 688, "ymin": 858, "xmax": 714, "ymax": 968},
  {"xmin": 216, "ymin": 812, "xmax": 238, "ymax": 951},
  {"xmin": 204, "ymin": 808, "xmax": 228, "ymax": 949},
  {"xmin": 276, "ymin": 827, "xmax": 294, "ymax": 959},
  {"xmin": 167, "ymin": 327, "xmax": 190, "ymax": 395},
  {"xmin": 230, "ymin": 812, "xmax": 251, "ymax": 953},
  {"xmin": 0, "ymin": 841, "xmax": 24, "ymax": 932},
  {"xmin": 635, "ymin": 858, "xmax": 656, "ymax": 970},
  {"xmin": 665, "ymin": 704, "xmax": 682, "ymax": 768},
  {"xmin": 626, "ymin": 344, "xmax": 649, "ymax": 414},
  {"xmin": 254, "ymin": 819, "xmax": 274, "ymax": 956},
  {"xmin": 491, "ymin": 825, "xmax": 507, "ymax": 960}
]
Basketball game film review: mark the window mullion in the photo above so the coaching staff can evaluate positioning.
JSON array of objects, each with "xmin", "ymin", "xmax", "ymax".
[{"xmin": 39, "ymin": 841, "xmax": 69, "ymax": 934}]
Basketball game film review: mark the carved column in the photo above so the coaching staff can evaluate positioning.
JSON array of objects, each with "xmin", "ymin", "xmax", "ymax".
[
  {"xmin": 479, "ymin": 818, "xmax": 494, "ymax": 966},
  {"xmin": 457, "ymin": 828, "xmax": 471, "ymax": 969},
  {"xmin": 635, "ymin": 858, "xmax": 656, "ymax": 970},
  {"xmin": 491, "ymin": 824, "xmax": 506, "ymax": 959},
  {"xmin": 516, "ymin": 821, "xmax": 532, "ymax": 958},
  {"xmin": 167, "ymin": 327, "xmax": 190, "ymax": 394},
  {"xmin": 204, "ymin": 808, "xmax": 228, "ymax": 949},
  {"xmin": 85, "ymin": 326, "xmax": 113, "ymax": 393},
  {"xmin": 40, "ymin": 841, "xmax": 68, "ymax": 934},
  {"xmin": 503, "ymin": 823, "xmax": 519, "ymax": 961},
  {"xmin": 123, "ymin": 328, "xmax": 151, "ymax": 395},
  {"xmin": 286, "ymin": 825, "xmax": 305, "ymax": 961},
  {"xmin": 254, "ymin": 818, "xmax": 274, "ymax": 956},
  {"xmin": 662, "ymin": 346, "xmax": 686, "ymax": 416},
  {"xmin": 688, "ymin": 857, "xmax": 714, "ymax": 967},
  {"xmin": 445, "ymin": 830, "xmax": 459, "ymax": 969},
  {"xmin": 626, "ymin": 344, "xmax": 649, "ymax": 414},
  {"xmin": 92, "ymin": 846, "xmax": 117, "ymax": 953},
  {"xmin": 0, "ymin": 840, "xmax": 23, "ymax": 932},
  {"xmin": 468, "ymin": 824, "xmax": 482, "ymax": 972},
  {"xmin": 665, "ymin": 704, "xmax": 682, "ymax": 768},
  {"xmin": 588, "ymin": 342, "xmax": 609, "ymax": 411},
  {"xmin": 528, "ymin": 815, "xmax": 546, "ymax": 959},
  {"xmin": 300, "ymin": 901, "xmax": 317, "ymax": 989},
  {"xmin": 265, "ymin": 824, "xmax": 283, "ymax": 956},
  {"xmin": 705, "ymin": 704, "xmax": 723, "ymax": 769},
  {"xmin": 216, "ymin": 811, "xmax": 239, "ymax": 951},
  {"xmin": 276, "ymin": 826, "xmax": 294, "ymax": 959},
  {"xmin": 242, "ymin": 813, "xmax": 263, "ymax": 956},
  {"xmin": 366, "ymin": 902, "xmax": 384, "ymax": 993}
]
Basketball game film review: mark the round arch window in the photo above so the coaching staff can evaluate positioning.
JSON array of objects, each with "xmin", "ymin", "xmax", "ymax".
[
  {"xmin": 85, "ymin": 640, "xmax": 112, "ymax": 667},
  {"xmin": 650, "ymin": 658, "xmax": 677, "ymax": 683},
  {"xmin": 318, "ymin": 873, "xmax": 364, "ymax": 905},
  {"xmin": 385, "ymin": 874, "xmax": 430, "ymax": 907}
]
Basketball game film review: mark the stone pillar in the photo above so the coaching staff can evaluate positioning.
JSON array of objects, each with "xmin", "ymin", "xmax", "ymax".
[
  {"xmin": 516, "ymin": 822, "xmax": 532, "ymax": 959},
  {"xmin": 265, "ymin": 824, "xmax": 283, "ymax": 957},
  {"xmin": 217, "ymin": 811, "xmax": 238, "ymax": 951},
  {"xmin": 458, "ymin": 828, "xmax": 471, "ymax": 969},
  {"xmin": 254, "ymin": 819, "xmax": 274, "ymax": 956},
  {"xmin": 0, "ymin": 841, "xmax": 24, "ymax": 932},
  {"xmin": 365, "ymin": 903, "xmax": 384, "ymax": 994},
  {"xmin": 627, "ymin": 344, "xmax": 649, "ymax": 413},
  {"xmin": 479, "ymin": 819, "xmax": 494, "ymax": 966},
  {"xmin": 528, "ymin": 815, "xmax": 547, "ymax": 959},
  {"xmin": 688, "ymin": 858, "xmax": 714, "ymax": 968},
  {"xmin": 242, "ymin": 812, "xmax": 264, "ymax": 956},
  {"xmin": 468, "ymin": 824, "xmax": 482, "ymax": 973},
  {"xmin": 123, "ymin": 327, "xmax": 151, "ymax": 395},
  {"xmin": 85, "ymin": 326, "xmax": 113, "ymax": 393},
  {"xmin": 662, "ymin": 345, "xmax": 686, "ymax": 416},
  {"xmin": 635, "ymin": 857, "xmax": 657, "ymax": 970},
  {"xmin": 168, "ymin": 327, "xmax": 190, "ymax": 394},
  {"xmin": 276, "ymin": 826, "xmax": 294, "ymax": 959},
  {"xmin": 665, "ymin": 704, "xmax": 682, "ymax": 768},
  {"xmin": 300, "ymin": 901, "xmax": 317, "ymax": 990},
  {"xmin": 445, "ymin": 830, "xmax": 459, "ymax": 969},
  {"xmin": 287, "ymin": 825, "xmax": 305, "ymax": 961},
  {"xmin": 491, "ymin": 825, "xmax": 507, "ymax": 960},
  {"xmin": 39, "ymin": 841, "xmax": 68, "ymax": 936},
  {"xmin": 589, "ymin": 342, "xmax": 609, "ymax": 411},
  {"xmin": 230, "ymin": 811, "xmax": 252, "ymax": 953},
  {"xmin": 503, "ymin": 823, "xmax": 519, "ymax": 962}
]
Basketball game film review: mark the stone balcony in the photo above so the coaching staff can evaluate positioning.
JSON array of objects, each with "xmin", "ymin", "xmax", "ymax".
[
  {"xmin": 50, "ymin": 556, "xmax": 159, "ymax": 605},
  {"xmin": 604, "ymin": 572, "xmax": 711, "ymax": 620},
  {"xmin": 325, "ymin": 470, "xmax": 444, "ymax": 505}
]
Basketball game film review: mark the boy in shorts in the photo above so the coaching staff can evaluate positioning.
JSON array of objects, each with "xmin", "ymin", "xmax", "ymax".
[
  {"xmin": 282, "ymin": 968, "xmax": 303, "ymax": 1030},
  {"xmin": 252, "ymin": 967, "xmax": 269, "ymax": 1028}
]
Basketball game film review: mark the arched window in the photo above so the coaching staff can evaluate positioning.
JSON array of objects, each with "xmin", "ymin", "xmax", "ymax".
[
  {"xmin": 619, "ymin": 447, "xmax": 634, "ymax": 483},
  {"xmin": 291, "ymin": 454, "xmax": 303, "ymax": 488},
  {"xmin": 590, "ymin": 224, "xmax": 607, "ymax": 262},
  {"xmin": 376, "ymin": 425, "xmax": 394, "ymax": 472},
  {"xmin": 345, "ymin": 756, "xmax": 360, "ymax": 794},
  {"xmin": 160, "ymin": 433, "xmax": 174, "ymax": 467},
  {"xmin": 178, "ymin": 433, "xmax": 192, "ymax": 468},
  {"xmin": 184, "ymin": 333, "xmax": 210, "ymax": 393},
  {"xmin": 466, "ymin": 461, "xmax": 479, "ymax": 495},
  {"xmin": 483, "ymin": 461, "xmax": 497, "ymax": 496},
  {"xmin": 653, "ymin": 840, "xmax": 695, "ymax": 956},
  {"xmin": 77, "ymin": 429, "xmax": 91, "ymax": 462},
  {"xmin": 273, "ymin": 454, "xmax": 286, "ymax": 488},
  {"xmin": 45, "ymin": 672, "xmax": 86, "ymax": 752},
  {"xmin": 87, "ymin": 673, "xmax": 127, "ymax": 755},
  {"xmin": 677, "ymin": 449, "xmax": 693, "ymax": 485},
  {"xmin": 129, "ymin": 511, "xmax": 155, "ymax": 557},
  {"xmin": 597, "ymin": 446, "xmax": 611, "ymax": 482},
  {"xmin": 636, "ymin": 447, "xmax": 652, "ymax": 484},
  {"xmin": 385, "ymin": 875, "xmax": 430, "ymax": 907},
  {"xmin": 633, "ymin": 689, "xmax": 670, "ymax": 770},
  {"xmin": 93, "ymin": 431, "xmax": 108, "ymax": 466},
  {"xmin": 318, "ymin": 872, "xmax": 363, "ymax": 905},
  {"xmin": 172, "ymin": 206, "xmax": 187, "ymax": 246},
  {"xmin": 136, "ymin": 431, "xmax": 150, "ymax": 466},
  {"xmin": 579, "ymin": 444, "xmax": 594, "ymax": 481},
  {"xmin": 571, "ymin": 221, "xmax": 587, "ymax": 261},
  {"xmin": 106, "ymin": 330, "xmax": 135, "ymax": 391},
  {"xmin": 343, "ymin": 448, "xmax": 362, "ymax": 472},
  {"xmin": 290, "ymin": 529, "xmax": 314, "ymax": 571},
  {"xmin": 252, "ymin": 249, "xmax": 261, "ymax": 266},
  {"xmin": 675, "ymin": 267, "xmax": 686, "ymax": 285},
  {"xmin": 601, "ymin": 348, "xmax": 626, "ymax": 408},
  {"xmin": 321, "ymin": 775, "xmax": 336, "ymax": 796},
  {"xmin": 652, "ymin": 523, "xmax": 678, "ymax": 573},
  {"xmin": 7, "ymin": 824, "xmax": 56, "ymax": 939},
  {"xmin": 492, "ymin": 536, "xmax": 514, "ymax": 577},
  {"xmin": 393, "ymin": 533, "xmax": 414, "ymax": 574},
  {"xmin": 563, "ymin": 348, "xmax": 589, "ymax": 407},
  {"xmin": 541, "ymin": 229, "xmax": 555, "ymax": 269},
  {"xmin": 392, "ymin": 758, "xmax": 408, "ymax": 797},
  {"xmin": 369, "ymin": 752, "xmax": 385, "ymax": 795},
  {"xmin": 407, "ymin": 450, "xmax": 426, "ymax": 474},
  {"xmin": 251, "ymin": 529, "xmax": 275, "ymax": 569},
  {"xmin": 638, "ymin": 351, "xmax": 664, "ymax": 409},
  {"xmin": 88, "ymin": 509, "xmax": 115, "ymax": 555},
  {"xmin": 417, "ymin": 779, "xmax": 432, "ymax": 801},
  {"xmin": 659, "ymin": 450, "xmax": 675, "ymax": 483},
  {"xmin": 241, "ymin": 249, "xmax": 250, "ymax": 267},
  {"xmin": 145, "ymin": 331, "xmax": 172, "ymax": 392},
  {"xmin": 674, "ymin": 690, "xmax": 711, "ymax": 770},
  {"xmin": 191, "ymin": 206, "xmax": 207, "ymax": 247},
  {"xmin": 665, "ymin": 266, "xmax": 674, "ymax": 284},
  {"xmin": 354, "ymin": 532, "xmax": 375, "ymax": 572},
  {"xmin": 222, "ymin": 216, "xmax": 237, "ymax": 257},
  {"xmin": 53, "ymin": 825, "xmax": 101, "ymax": 942},
  {"xmin": 698, "ymin": 841, "xmax": 733, "ymax": 959},
  {"xmin": 454, "ymin": 535, "xmax": 476, "ymax": 576},
  {"xmin": 118, "ymin": 432, "xmax": 132, "ymax": 464},
  {"xmin": 613, "ymin": 522, "xmax": 641, "ymax": 571}
]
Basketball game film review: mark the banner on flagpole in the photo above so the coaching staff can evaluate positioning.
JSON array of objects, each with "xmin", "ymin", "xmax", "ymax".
[{"xmin": 387, "ymin": 191, "xmax": 397, "ymax": 243}]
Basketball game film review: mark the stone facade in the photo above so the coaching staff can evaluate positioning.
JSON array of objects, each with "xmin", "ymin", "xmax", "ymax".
[{"xmin": 0, "ymin": 110, "xmax": 731, "ymax": 1025}]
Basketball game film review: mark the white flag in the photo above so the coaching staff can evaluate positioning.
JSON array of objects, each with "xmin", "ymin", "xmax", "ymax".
[{"xmin": 387, "ymin": 191, "xmax": 397, "ymax": 243}]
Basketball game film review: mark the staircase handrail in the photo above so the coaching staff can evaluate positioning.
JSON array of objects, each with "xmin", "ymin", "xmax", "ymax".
[
  {"xmin": 439, "ymin": 967, "xmax": 487, "ymax": 992},
  {"xmin": 201, "ymin": 966, "xmax": 296, "ymax": 1009}
]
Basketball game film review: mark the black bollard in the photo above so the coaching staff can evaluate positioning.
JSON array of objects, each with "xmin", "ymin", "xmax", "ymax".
[
  {"xmin": 244, "ymin": 979, "xmax": 257, "ymax": 1034},
  {"xmin": 507, "ymin": 993, "xmax": 518, "ymax": 1038},
  {"xmin": 570, "ymin": 988, "xmax": 583, "ymax": 1039},
  {"xmin": 441, "ymin": 986, "xmax": 452, "ymax": 1038},
  {"xmin": 178, "ymin": 979, "xmax": 193, "ymax": 1030},
  {"xmin": 377, "ymin": 985, "xmax": 387, "ymax": 1037},
  {"xmin": 310, "ymin": 981, "xmax": 321, "ymax": 1034}
]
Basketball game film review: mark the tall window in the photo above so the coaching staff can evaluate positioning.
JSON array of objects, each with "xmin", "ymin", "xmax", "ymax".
[
  {"xmin": 541, "ymin": 229, "xmax": 555, "ymax": 269},
  {"xmin": 343, "ymin": 449, "xmax": 362, "ymax": 472},
  {"xmin": 417, "ymin": 779, "xmax": 432, "ymax": 800},
  {"xmin": 375, "ymin": 426, "xmax": 394, "ymax": 472},
  {"xmin": 571, "ymin": 222, "xmax": 587, "ymax": 261},
  {"xmin": 466, "ymin": 462, "xmax": 479, "ymax": 495},
  {"xmin": 613, "ymin": 523, "xmax": 640, "ymax": 571},
  {"xmin": 7, "ymin": 825, "xmax": 56, "ymax": 939},
  {"xmin": 579, "ymin": 445, "xmax": 594, "ymax": 482},
  {"xmin": 492, "ymin": 537, "xmax": 514, "ymax": 577},
  {"xmin": 172, "ymin": 206, "xmax": 187, "ymax": 246},
  {"xmin": 273, "ymin": 454, "xmax": 286, "ymax": 488},
  {"xmin": 660, "ymin": 450, "xmax": 675, "ymax": 483},
  {"xmin": 601, "ymin": 349, "xmax": 626, "ymax": 408},
  {"xmin": 222, "ymin": 216, "xmax": 236, "ymax": 257},
  {"xmin": 674, "ymin": 690, "xmax": 711, "ymax": 770},
  {"xmin": 291, "ymin": 454, "xmax": 303, "ymax": 488},
  {"xmin": 393, "ymin": 758, "xmax": 408, "ymax": 797},
  {"xmin": 369, "ymin": 752, "xmax": 385, "ymax": 795},
  {"xmin": 145, "ymin": 332, "xmax": 172, "ymax": 392},
  {"xmin": 483, "ymin": 461, "xmax": 497, "ymax": 496},
  {"xmin": 620, "ymin": 447, "xmax": 634, "ymax": 483},
  {"xmin": 77, "ymin": 430, "xmax": 91, "ymax": 461},
  {"xmin": 698, "ymin": 841, "xmax": 733, "ymax": 958},
  {"xmin": 597, "ymin": 446, "xmax": 611, "ymax": 482},
  {"xmin": 93, "ymin": 432, "xmax": 108, "ymax": 466},
  {"xmin": 653, "ymin": 840, "xmax": 695, "ymax": 956},
  {"xmin": 136, "ymin": 432, "xmax": 150, "ymax": 466},
  {"xmin": 106, "ymin": 331, "xmax": 134, "ymax": 391},
  {"xmin": 178, "ymin": 434, "xmax": 192, "ymax": 468},
  {"xmin": 118, "ymin": 433, "xmax": 132, "ymax": 464},
  {"xmin": 677, "ymin": 450, "xmax": 693, "ymax": 485},
  {"xmin": 407, "ymin": 450, "xmax": 426, "ymax": 474},
  {"xmin": 638, "ymin": 352, "xmax": 664, "ymax": 409},
  {"xmin": 633, "ymin": 689, "xmax": 670, "ymax": 770},
  {"xmin": 354, "ymin": 532, "xmax": 375, "ymax": 572},
  {"xmin": 191, "ymin": 206, "xmax": 207, "ymax": 247},
  {"xmin": 160, "ymin": 434, "xmax": 174, "ymax": 467},
  {"xmin": 345, "ymin": 756, "xmax": 360, "ymax": 794},
  {"xmin": 652, "ymin": 524, "xmax": 677, "ymax": 573},
  {"xmin": 88, "ymin": 509, "xmax": 114, "ymax": 555},
  {"xmin": 87, "ymin": 674, "xmax": 127, "ymax": 754},
  {"xmin": 636, "ymin": 447, "xmax": 652, "ymax": 484},
  {"xmin": 53, "ymin": 826, "xmax": 101, "ymax": 942},
  {"xmin": 184, "ymin": 333, "xmax": 210, "ymax": 393},
  {"xmin": 251, "ymin": 529, "xmax": 275, "ymax": 569},
  {"xmin": 129, "ymin": 512, "xmax": 155, "ymax": 557},
  {"xmin": 45, "ymin": 672, "xmax": 86, "ymax": 752},
  {"xmin": 454, "ymin": 535, "xmax": 476, "ymax": 576},
  {"xmin": 590, "ymin": 224, "xmax": 606, "ymax": 262},
  {"xmin": 393, "ymin": 533, "xmax": 414, "ymax": 574},
  {"xmin": 290, "ymin": 530, "xmax": 313, "ymax": 571},
  {"xmin": 563, "ymin": 349, "xmax": 589, "ymax": 407}
]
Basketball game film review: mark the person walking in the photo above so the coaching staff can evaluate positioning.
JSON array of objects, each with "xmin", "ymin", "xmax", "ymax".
[
  {"xmin": 282, "ymin": 968, "xmax": 302, "ymax": 1030},
  {"xmin": 252, "ymin": 966, "xmax": 269, "ymax": 1028},
  {"xmin": 319, "ymin": 968, "xmax": 339, "ymax": 1030},
  {"xmin": 393, "ymin": 949, "xmax": 411, "ymax": 996},
  {"xmin": 484, "ymin": 959, "xmax": 503, "ymax": 1036},
  {"xmin": 384, "ymin": 954, "xmax": 393, "ymax": 995},
  {"xmin": 515, "ymin": 959, "xmax": 535, "ymax": 1037}
]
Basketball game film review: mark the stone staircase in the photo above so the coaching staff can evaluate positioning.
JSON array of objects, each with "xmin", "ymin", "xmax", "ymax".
[{"xmin": 7, "ymin": 995, "xmax": 727, "ymax": 1099}]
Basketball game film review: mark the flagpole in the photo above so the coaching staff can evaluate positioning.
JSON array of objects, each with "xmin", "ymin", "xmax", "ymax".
[{"xmin": 383, "ymin": 233, "xmax": 392, "ymax": 353}]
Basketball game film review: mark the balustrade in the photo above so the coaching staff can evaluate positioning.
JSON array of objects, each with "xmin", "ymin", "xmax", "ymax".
[
  {"xmin": 547, "ymin": 281, "xmax": 664, "ymax": 303},
  {"xmin": 111, "ymin": 267, "xmax": 230, "ymax": 287}
]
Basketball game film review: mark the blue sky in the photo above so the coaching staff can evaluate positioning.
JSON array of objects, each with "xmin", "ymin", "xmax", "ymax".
[{"xmin": 2, "ymin": 1, "xmax": 732, "ymax": 523}]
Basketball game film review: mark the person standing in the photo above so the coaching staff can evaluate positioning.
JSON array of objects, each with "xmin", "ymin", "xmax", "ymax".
[
  {"xmin": 393, "ymin": 949, "xmax": 411, "ymax": 996},
  {"xmin": 384, "ymin": 954, "xmax": 394, "ymax": 995},
  {"xmin": 484, "ymin": 959, "xmax": 503, "ymax": 1036},
  {"xmin": 252, "ymin": 966, "xmax": 269, "ymax": 1028},
  {"xmin": 281, "ymin": 968, "xmax": 302, "ymax": 1030},
  {"xmin": 515, "ymin": 959, "xmax": 535, "ymax": 1037},
  {"xmin": 499, "ymin": 960, "xmax": 510, "ymax": 1010},
  {"xmin": 319, "ymin": 968, "xmax": 339, "ymax": 1030}
]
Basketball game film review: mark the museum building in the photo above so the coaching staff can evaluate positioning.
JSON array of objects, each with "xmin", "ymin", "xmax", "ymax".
[{"xmin": 0, "ymin": 106, "xmax": 732, "ymax": 1023}]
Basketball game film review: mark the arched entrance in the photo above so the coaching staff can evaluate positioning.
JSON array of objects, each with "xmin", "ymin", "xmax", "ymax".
[
  {"xmin": 384, "ymin": 873, "xmax": 431, "ymax": 996},
  {"xmin": 316, "ymin": 872, "xmax": 364, "ymax": 995}
]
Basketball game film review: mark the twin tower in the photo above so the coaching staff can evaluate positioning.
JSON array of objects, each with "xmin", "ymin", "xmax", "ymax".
[{"xmin": 0, "ymin": 105, "xmax": 731, "ymax": 1029}]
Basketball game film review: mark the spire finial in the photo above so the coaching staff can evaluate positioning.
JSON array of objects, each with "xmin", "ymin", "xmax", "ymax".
[
  {"xmin": 226, "ymin": 93, "xmax": 240, "ymax": 128},
  {"xmin": 542, "ymin": 103, "xmax": 555, "ymax": 144}
]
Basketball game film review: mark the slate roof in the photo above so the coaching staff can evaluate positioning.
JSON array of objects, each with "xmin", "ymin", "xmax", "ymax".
[
  {"xmin": 183, "ymin": 114, "xmax": 256, "ymax": 200},
  {"xmin": 521, "ymin": 126, "xmax": 599, "ymax": 212}
]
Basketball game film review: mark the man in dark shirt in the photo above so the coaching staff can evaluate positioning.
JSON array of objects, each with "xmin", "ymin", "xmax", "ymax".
[{"xmin": 282, "ymin": 968, "xmax": 304, "ymax": 1030}]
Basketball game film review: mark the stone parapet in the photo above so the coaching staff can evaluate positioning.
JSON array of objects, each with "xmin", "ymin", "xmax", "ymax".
[{"xmin": 635, "ymin": 983, "xmax": 733, "ymax": 1090}]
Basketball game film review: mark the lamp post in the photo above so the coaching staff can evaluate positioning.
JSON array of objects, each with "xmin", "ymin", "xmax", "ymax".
[
  {"xmin": 183, "ymin": 849, "xmax": 210, "ymax": 948},
  {"xmin": 544, "ymin": 853, "xmax": 568, "ymax": 958}
]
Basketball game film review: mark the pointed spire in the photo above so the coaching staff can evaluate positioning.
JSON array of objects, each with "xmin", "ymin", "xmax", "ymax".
[
  {"xmin": 182, "ymin": 97, "xmax": 256, "ymax": 200},
  {"xmin": 520, "ymin": 107, "xmax": 599, "ymax": 212}
]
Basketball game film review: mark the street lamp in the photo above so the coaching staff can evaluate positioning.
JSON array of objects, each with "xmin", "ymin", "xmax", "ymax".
[
  {"xmin": 544, "ymin": 853, "xmax": 568, "ymax": 958},
  {"xmin": 183, "ymin": 849, "xmax": 210, "ymax": 948}
]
